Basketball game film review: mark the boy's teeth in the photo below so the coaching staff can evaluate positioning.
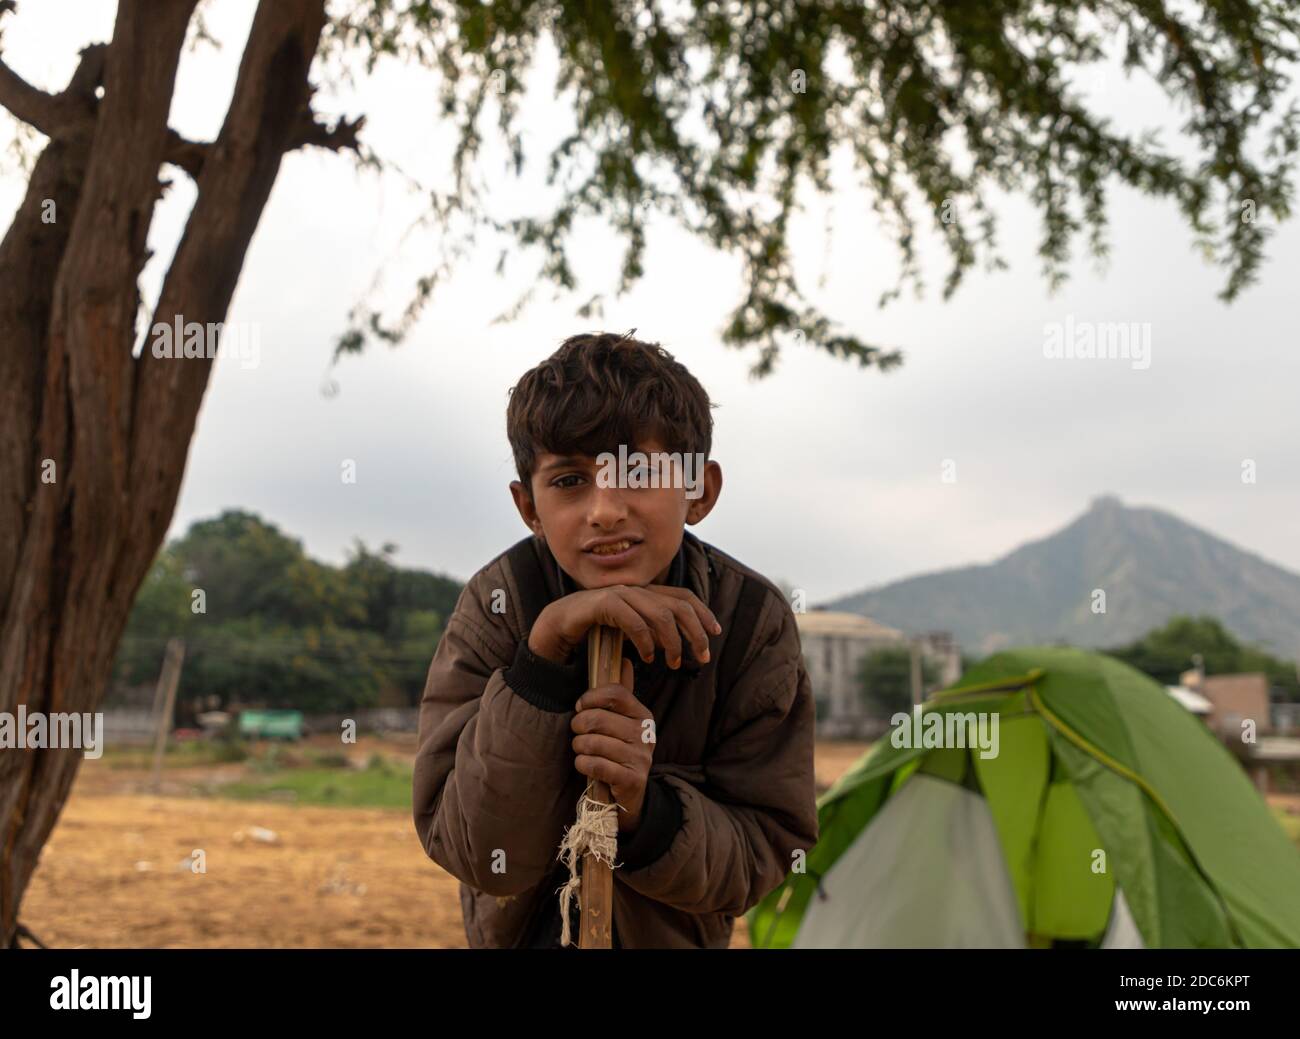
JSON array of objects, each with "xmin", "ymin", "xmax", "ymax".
[{"xmin": 592, "ymin": 540, "xmax": 632, "ymax": 555}]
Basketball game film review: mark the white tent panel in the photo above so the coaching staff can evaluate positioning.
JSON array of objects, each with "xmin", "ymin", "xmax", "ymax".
[
  {"xmin": 794, "ymin": 774, "xmax": 1027, "ymax": 948},
  {"xmin": 1100, "ymin": 887, "xmax": 1145, "ymax": 948}
]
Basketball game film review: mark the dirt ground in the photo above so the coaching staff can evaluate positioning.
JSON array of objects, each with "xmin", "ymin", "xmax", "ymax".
[
  {"xmin": 27, "ymin": 739, "xmax": 1296, "ymax": 949},
  {"xmin": 21, "ymin": 737, "xmax": 874, "ymax": 949}
]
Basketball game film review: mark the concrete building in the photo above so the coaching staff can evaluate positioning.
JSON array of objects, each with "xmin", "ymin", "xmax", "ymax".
[
  {"xmin": 796, "ymin": 609, "xmax": 963, "ymax": 737},
  {"xmin": 1181, "ymin": 669, "xmax": 1273, "ymax": 739},
  {"xmin": 1165, "ymin": 684, "xmax": 1212, "ymax": 716},
  {"xmin": 1179, "ymin": 668, "xmax": 1300, "ymax": 794}
]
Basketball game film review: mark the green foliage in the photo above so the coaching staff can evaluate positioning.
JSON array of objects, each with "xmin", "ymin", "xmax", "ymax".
[
  {"xmin": 858, "ymin": 645, "xmax": 940, "ymax": 718},
  {"xmin": 249, "ymin": 743, "xmax": 296, "ymax": 773},
  {"xmin": 111, "ymin": 509, "xmax": 463, "ymax": 714},
  {"xmin": 217, "ymin": 759, "xmax": 414, "ymax": 809},
  {"xmin": 1108, "ymin": 614, "xmax": 1300, "ymax": 697},
  {"xmin": 209, "ymin": 736, "xmax": 250, "ymax": 764},
  {"xmin": 309, "ymin": 749, "xmax": 353, "ymax": 769},
  {"xmin": 174, "ymin": 511, "xmax": 366, "ymax": 628},
  {"xmin": 323, "ymin": 0, "xmax": 1300, "ymax": 376},
  {"xmin": 1273, "ymin": 805, "xmax": 1300, "ymax": 845},
  {"xmin": 100, "ymin": 738, "xmax": 248, "ymax": 769}
]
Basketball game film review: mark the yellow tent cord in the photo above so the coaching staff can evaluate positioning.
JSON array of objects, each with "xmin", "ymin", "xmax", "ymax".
[
  {"xmin": 931, "ymin": 668, "xmax": 1044, "ymax": 701},
  {"xmin": 1028, "ymin": 682, "xmax": 1182, "ymax": 825}
]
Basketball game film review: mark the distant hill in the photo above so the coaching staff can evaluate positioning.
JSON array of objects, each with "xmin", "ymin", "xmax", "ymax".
[{"xmin": 825, "ymin": 496, "xmax": 1300, "ymax": 657}]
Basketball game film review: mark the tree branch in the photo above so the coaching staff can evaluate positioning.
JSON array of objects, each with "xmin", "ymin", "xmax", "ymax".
[
  {"xmin": 130, "ymin": 0, "xmax": 329, "ymax": 563},
  {"xmin": 164, "ymin": 128, "xmax": 207, "ymax": 178},
  {"xmin": 64, "ymin": 41, "xmax": 107, "ymax": 97},
  {"xmin": 292, "ymin": 110, "xmax": 365, "ymax": 153},
  {"xmin": 0, "ymin": 55, "xmax": 84, "ymax": 136},
  {"xmin": 162, "ymin": 108, "xmax": 363, "ymax": 181},
  {"xmin": 0, "ymin": 0, "xmax": 104, "ymax": 138}
]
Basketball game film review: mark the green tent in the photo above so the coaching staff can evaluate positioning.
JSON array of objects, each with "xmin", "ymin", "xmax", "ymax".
[{"xmin": 748, "ymin": 647, "xmax": 1300, "ymax": 949}]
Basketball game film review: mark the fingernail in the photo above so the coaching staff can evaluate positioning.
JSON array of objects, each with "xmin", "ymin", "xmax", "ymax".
[{"xmin": 701, "ymin": 648, "xmax": 710, "ymax": 662}]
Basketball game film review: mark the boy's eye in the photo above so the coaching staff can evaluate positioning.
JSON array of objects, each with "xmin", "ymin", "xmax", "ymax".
[{"xmin": 552, "ymin": 474, "xmax": 584, "ymax": 490}]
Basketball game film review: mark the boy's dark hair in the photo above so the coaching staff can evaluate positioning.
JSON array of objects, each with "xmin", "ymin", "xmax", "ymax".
[{"xmin": 507, "ymin": 331, "xmax": 715, "ymax": 497}]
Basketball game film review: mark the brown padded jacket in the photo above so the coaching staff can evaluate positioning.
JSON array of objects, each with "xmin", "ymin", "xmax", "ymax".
[{"xmin": 412, "ymin": 529, "xmax": 819, "ymax": 948}]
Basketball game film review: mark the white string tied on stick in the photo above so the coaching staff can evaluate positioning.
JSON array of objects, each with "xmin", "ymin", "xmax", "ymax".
[{"xmin": 555, "ymin": 780, "xmax": 622, "ymax": 947}]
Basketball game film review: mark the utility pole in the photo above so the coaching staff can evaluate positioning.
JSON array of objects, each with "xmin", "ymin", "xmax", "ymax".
[
  {"xmin": 149, "ymin": 638, "xmax": 186, "ymax": 794},
  {"xmin": 910, "ymin": 638, "xmax": 923, "ymax": 707}
]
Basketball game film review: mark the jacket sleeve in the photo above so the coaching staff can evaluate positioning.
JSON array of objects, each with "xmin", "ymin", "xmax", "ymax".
[
  {"xmin": 614, "ymin": 592, "xmax": 820, "ymax": 916},
  {"xmin": 412, "ymin": 566, "xmax": 587, "ymax": 897}
]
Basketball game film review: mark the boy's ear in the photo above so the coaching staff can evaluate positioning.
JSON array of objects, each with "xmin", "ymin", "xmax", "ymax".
[
  {"xmin": 685, "ymin": 460, "xmax": 723, "ymax": 526},
  {"xmin": 509, "ymin": 480, "xmax": 544, "ymax": 536}
]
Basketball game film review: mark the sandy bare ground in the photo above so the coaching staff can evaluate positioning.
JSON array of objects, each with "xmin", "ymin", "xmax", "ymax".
[
  {"xmin": 21, "ymin": 791, "xmax": 465, "ymax": 949},
  {"xmin": 21, "ymin": 739, "xmax": 874, "ymax": 949}
]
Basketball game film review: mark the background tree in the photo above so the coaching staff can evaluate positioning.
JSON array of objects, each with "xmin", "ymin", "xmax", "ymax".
[
  {"xmin": 1108, "ymin": 614, "xmax": 1300, "ymax": 698},
  {"xmin": 1, "ymin": 0, "xmax": 1297, "ymax": 946},
  {"xmin": 112, "ymin": 511, "xmax": 462, "ymax": 715},
  {"xmin": 859, "ymin": 645, "xmax": 940, "ymax": 718}
]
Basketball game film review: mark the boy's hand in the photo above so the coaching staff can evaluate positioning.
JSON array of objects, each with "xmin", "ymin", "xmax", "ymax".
[
  {"xmin": 571, "ymin": 658, "xmax": 655, "ymax": 833},
  {"xmin": 529, "ymin": 584, "xmax": 722, "ymax": 669}
]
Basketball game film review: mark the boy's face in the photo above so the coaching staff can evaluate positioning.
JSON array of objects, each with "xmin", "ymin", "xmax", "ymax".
[{"xmin": 510, "ymin": 436, "xmax": 722, "ymax": 589}]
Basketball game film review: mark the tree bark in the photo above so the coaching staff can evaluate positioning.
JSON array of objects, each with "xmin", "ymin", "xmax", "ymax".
[{"xmin": 0, "ymin": 0, "xmax": 331, "ymax": 947}]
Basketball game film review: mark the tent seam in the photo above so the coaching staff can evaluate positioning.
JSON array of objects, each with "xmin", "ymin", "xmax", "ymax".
[{"xmin": 1028, "ymin": 682, "xmax": 1245, "ymax": 948}]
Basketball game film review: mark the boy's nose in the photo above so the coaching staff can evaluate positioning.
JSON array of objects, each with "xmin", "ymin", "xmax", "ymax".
[{"xmin": 586, "ymin": 483, "xmax": 631, "ymax": 525}]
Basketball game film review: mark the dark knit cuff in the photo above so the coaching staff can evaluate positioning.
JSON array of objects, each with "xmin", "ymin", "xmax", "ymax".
[
  {"xmin": 503, "ymin": 639, "xmax": 587, "ymax": 713},
  {"xmin": 617, "ymin": 777, "xmax": 682, "ymax": 871}
]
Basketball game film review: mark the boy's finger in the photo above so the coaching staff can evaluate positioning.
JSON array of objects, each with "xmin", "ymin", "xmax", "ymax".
[
  {"xmin": 570, "ymin": 707, "xmax": 641, "ymax": 742},
  {"xmin": 624, "ymin": 587, "xmax": 684, "ymax": 665},
  {"xmin": 574, "ymin": 754, "xmax": 638, "ymax": 791},
  {"xmin": 571, "ymin": 732, "xmax": 641, "ymax": 765},
  {"xmin": 657, "ymin": 594, "xmax": 710, "ymax": 665},
  {"xmin": 603, "ymin": 596, "xmax": 657, "ymax": 663},
  {"xmin": 647, "ymin": 585, "xmax": 722, "ymax": 636},
  {"xmin": 575, "ymin": 681, "xmax": 642, "ymax": 716}
]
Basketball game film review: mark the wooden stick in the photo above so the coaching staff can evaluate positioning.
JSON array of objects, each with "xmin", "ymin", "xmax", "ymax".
[{"xmin": 579, "ymin": 625, "xmax": 623, "ymax": 948}]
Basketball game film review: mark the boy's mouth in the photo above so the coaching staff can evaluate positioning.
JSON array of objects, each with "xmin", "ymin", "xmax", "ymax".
[{"xmin": 584, "ymin": 536, "xmax": 643, "ymax": 563}]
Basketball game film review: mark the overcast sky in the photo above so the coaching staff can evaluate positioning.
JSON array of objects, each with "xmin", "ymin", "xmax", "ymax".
[{"xmin": 4, "ymin": 1, "xmax": 1298, "ymax": 604}]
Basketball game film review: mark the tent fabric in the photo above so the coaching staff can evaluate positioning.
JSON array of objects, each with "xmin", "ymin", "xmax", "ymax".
[
  {"xmin": 747, "ymin": 647, "xmax": 1300, "ymax": 949},
  {"xmin": 1031, "ymin": 778, "xmax": 1114, "ymax": 939},
  {"xmin": 793, "ymin": 774, "xmax": 1025, "ymax": 948},
  {"xmin": 1100, "ymin": 888, "xmax": 1144, "ymax": 949},
  {"xmin": 970, "ymin": 713, "xmax": 1049, "ymax": 929},
  {"xmin": 1027, "ymin": 650, "xmax": 1300, "ymax": 947}
]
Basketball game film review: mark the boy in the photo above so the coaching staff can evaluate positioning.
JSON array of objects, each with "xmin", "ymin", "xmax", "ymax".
[{"xmin": 412, "ymin": 331, "xmax": 818, "ymax": 948}]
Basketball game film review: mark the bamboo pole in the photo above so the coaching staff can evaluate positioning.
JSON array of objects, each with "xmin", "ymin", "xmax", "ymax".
[{"xmin": 579, "ymin": 625, "xmax": 624, "ymax": 948}]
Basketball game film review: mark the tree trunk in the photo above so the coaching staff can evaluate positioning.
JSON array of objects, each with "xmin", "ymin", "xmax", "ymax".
[{"xmin": 0, "ymin": 0, "xmax": 329, "ymax": 947}]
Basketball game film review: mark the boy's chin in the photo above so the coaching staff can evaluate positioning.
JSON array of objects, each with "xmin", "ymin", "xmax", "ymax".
[
  {"xmin": 573, "ymin": 566, "xmax": 652, "ymax": 589},
  {"xmin": 567, "ymin": 555, "xmax": 667, "ymax": 589}
]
